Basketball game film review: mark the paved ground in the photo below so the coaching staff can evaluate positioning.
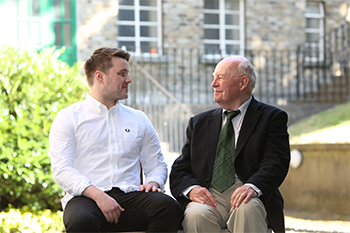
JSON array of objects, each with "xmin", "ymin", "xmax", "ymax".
[{"xmin": 285, "ymin": 209, "xmax": 350, "ymax": 233}]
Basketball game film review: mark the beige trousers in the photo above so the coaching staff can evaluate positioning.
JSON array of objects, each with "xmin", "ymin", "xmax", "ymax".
[{"xmin": 182, "ymin": 181, "xmax": 272, "ymax": 233}]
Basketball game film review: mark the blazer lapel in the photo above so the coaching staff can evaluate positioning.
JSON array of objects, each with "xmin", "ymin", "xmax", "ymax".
[
  {"xmin": 207, "ymin": 108, "xmax": 222, "ymax": 172},
  {"xmin": 235, "ymin": 97, "xmax": 261, "ymax": 157}
]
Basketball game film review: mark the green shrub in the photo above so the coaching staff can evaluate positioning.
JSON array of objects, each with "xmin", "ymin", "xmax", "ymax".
[
  {"xmin": 0, "ymin": 45, "xmax": 88, "ymax": 211},
  {"xmin": 0, "ymin": 206, "xmax": 64, "ymax": 233}
]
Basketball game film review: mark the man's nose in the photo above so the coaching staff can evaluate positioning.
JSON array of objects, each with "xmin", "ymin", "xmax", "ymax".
[{"xmin": 211, "ymin": 79, "xmax": 217, "ymax": 87}]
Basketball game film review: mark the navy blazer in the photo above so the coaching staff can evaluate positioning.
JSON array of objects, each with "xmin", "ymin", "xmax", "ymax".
[{"xmin": 170, "ymin": 97, "xmax": 290, "ymax": 233}]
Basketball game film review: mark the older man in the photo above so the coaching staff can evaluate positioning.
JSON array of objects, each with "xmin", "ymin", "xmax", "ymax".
[{"xmin": 170, "ymin": 56, "xmax": 290, "ymax": 233}]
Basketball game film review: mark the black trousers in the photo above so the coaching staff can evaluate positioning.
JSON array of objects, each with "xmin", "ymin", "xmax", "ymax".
[{"xmin": 63, "ymin": 188, "xmax": 183, "ymax": 232}]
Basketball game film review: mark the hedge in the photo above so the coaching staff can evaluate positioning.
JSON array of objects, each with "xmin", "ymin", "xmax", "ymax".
[{"xmin": 0, "ymin": 45, "xmax": 88, "ymax": 211}]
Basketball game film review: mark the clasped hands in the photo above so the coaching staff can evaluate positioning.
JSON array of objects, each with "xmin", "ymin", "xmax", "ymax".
[{"xmin": 188, "ymin": 185, "xmax": 258, "ymax": 210}]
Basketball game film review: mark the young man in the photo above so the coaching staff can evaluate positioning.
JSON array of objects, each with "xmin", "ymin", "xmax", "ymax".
[
  {"xmin": 170, "ymin": 56, "xmax": 290, "ymax": 233},
  {"xmin": 49, "ymin": 47, "xmax": 182, "ymax": 232}
]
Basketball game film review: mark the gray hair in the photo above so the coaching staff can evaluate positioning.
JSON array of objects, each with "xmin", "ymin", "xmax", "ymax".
[{"xmin": 237, "ymin": 58, "xmax": 257, "ymax": 93}]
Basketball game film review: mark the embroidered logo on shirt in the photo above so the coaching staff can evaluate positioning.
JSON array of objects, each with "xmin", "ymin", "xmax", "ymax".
[{"xmin": 125, "ymin": 128, "xmax": 130, "ymax": 133}]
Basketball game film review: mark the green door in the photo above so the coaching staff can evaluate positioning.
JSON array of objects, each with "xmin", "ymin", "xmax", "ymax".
[{"xmin": 0, "ymin": 0, "xmax": 76, "ymax": 66}]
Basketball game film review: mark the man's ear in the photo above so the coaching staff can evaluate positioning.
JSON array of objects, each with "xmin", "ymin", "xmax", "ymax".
[
  {"xmin": 240, "ymin": 75, "xmax": 250, "ymax": 90},
  {"xmin": 94, "ymin": 71, "xmax": 104, "ymax": 84}
]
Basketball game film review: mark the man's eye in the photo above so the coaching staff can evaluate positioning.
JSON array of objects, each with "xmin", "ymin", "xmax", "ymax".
[{"xmin": 118, "ymin": 72, "xmax": 126, "ymax": 77}]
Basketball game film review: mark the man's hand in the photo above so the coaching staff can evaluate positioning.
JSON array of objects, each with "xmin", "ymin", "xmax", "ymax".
[
  {"xmin": 139, "ymin": 181, "xmax": 162, "ymax": 193},
  {"xmin": 230, "ymin": 185, "xmax": 258, "ymax": 210},
  {"xmin": 188, "ymin": 186, "xmax": 217, "ymax": 209},
  {"xmin": 83, "ymin": 186, "xmax": 124, "ymax": 223}
]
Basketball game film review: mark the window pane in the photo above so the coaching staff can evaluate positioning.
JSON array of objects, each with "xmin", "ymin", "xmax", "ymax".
[
  {"xmin": 225, "ymin": 0, "xmax": 239, "ymax": 11},
  {"xmin": 306, "ymin": 2, "xmax": 320, "ymax": 14},
  {"xmin": 32, "ymin": 0, "xmax": 40, "ymax": 17},
  {"xmin": 226, "ymin": 44, "xmax": 240, "ymax": 54},
  {"xmin": 141, "ymin": 41, "xmax": 157, "ymax": 52},
  {"xmin": 141, "ymin": 26, "xmax": 157, "ymax": 37},
  {"xmin": 64, "ymin": 23, "xmax": 71, "ymax": 46},
  {"xmin": 140, "ymin": 0, "xmax": 157, "ymax": 6},
  {"xmin": 0, "ymin": 0, "xmax": 16, "ymax": 17},
  {"xmin": 31, "ymin": 22, "xmax": 40, "ymax": 45},
  {"xmin": 205, "ymin": 29, "xmax": 219, "ymax": 39},
  {"xmin": 4, "ymin": 21, "xmax": 17, "ymax": 43},
  {"xmin": 119, "ymin": 0, "xmax": 134, "ymax": 6},
  {"xmin": 54, "ymin": 0, "xmax": 60, "ymax": 18},
  {"xmin": 140, "ymin": 10, "xmax": 157, "ymax": 22},
  {"xmin": 226, "ymin": 29, "xmax": 239, "ymax": 40},
  {"xmin": 306, "ymin": 32, "xmax": 320, "ymax": 42},
  {"xmin": 204, "ymin": 13, "xmax": 219, "ymax": 24},
  {"xmin": 19, "ymin": 21, "xmax": 29, "ymax": 40},
  {"xmin": 204, "ymin": 0, "xmax": 219, "ymax": 9},
  {"xmin": 205, "ymin": 44, "xmax": 220, "ymax": 54},
  {"xmin": 118, "ymin": 25, "xmax": 135, "ymax": 36},
  {"xmin": 118, "ymin": 0, "xmax": 161, "ymax": 54},
  {"xmin": 119, "ymin": 9, "xmax": 135, "ymax": 20},
  {"xmin": 54, "ymin": 22, "xmax": 61, "ymax": 46},
  {"xmin": 306, "ymin": 18, "xmax": 319, "ymax": 29},
  {"xmin": 19, "ymin": 0, "xmax": 29, "ymax": 17},
  {"xmin": 118, "ymin": 41, "xmax": 136, "ymax": 51},
  {"xmin": 64, "ymin": 0, "xmax": 71, "ymax": 18},
  {"xmin": 225, "ymin": 14, "xmax": 239, "ymax": 25}
]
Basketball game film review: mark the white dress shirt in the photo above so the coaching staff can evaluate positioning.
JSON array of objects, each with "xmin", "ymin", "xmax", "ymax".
[{"xmin": 49, "ymin": 94, "xmax": 167, "ymax": 209}]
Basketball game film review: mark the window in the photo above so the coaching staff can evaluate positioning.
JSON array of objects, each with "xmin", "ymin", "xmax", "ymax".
[
  {"xmin": 204, "ymin": 0, "xmax": 244, "ymax": 57},
  {"xmin": 118, "ymin": 0, "xmax": 162, "ymax": 55},
  {"xmin": 52, "ymin": 0, "xmax": 76, "ymax": 65},
  {"xmin": 305, "ymin": 1, "xmax": 325, "ymax": 61},
  {"xmin": 0, "ymin": 0, "xmax": 77, "ymax": 66}
]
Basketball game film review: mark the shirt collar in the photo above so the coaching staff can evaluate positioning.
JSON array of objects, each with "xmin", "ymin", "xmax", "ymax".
[
  {"xmin": 222, "ymin": 96, "xmax": 252, "ymax": 117},
  {"xmin": 86, "ymin": 93, "xmax": 120, "ymax": 115}
]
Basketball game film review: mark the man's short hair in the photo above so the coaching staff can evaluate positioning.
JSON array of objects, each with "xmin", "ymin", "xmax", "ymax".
[
  {"xmin": 84, "ymin": 47, "xmax": 131, "ymax": 87},
  {"xmin": 237, "ymin": 58, "xmax": 257, "ymax": 92}
]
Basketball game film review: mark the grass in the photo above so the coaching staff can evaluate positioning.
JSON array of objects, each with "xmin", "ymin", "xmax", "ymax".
[{"xmin": 288, "ymin": 101, "xmax": 350, "ymax": 142}]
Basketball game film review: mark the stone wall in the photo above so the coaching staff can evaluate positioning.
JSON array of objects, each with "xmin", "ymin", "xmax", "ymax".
[
  {"xmin": 74, "ymin": 0, "xmax": 349, "ymax": 60},
  {"xmin": 280, "ymin": 143, "xmax": 350, "ymax": 214},
  {"xmin": 245, "ymin": 0, "xmax": 306, "ymax": 50},
  {"xmin": 76, "ymin": 0, "xmax": 118, "ymax": 62},
  {"xmin": 74, "ymin": 0, "xmax": 350, "ymax": 64},
  {"xmin": 162, "ymin": 0, "xmax": 204, "ymax": 48},
  {"xmin": 246, "ymin": 0, "xmax": 349, "ymax": 50}
]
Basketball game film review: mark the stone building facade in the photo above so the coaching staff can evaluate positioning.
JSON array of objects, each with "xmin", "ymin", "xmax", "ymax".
[
  {"xmin": 75, "ymin": 0, "xmax": 349, "ymax": 61},
  {"xmin": 72, "ymin": 0, "xmax": 350, "ymax": 107},
  {"xmin": 76, "ymin": 0, "xmax": 119, "ymax": 61}
]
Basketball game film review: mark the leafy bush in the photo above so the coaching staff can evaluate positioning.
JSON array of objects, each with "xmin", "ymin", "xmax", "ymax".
[
  {"xmin": 0, "ymin": 206, "xmax": 64, "ymax": 233},
  {"xmin": 0, "ymin": 45, "xmax": 88, "ymax": 211}
]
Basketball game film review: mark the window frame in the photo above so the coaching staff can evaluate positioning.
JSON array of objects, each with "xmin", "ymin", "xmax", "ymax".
[
  {"xmin": 304, "ymin": 1, "xmax": 325, "ymax": 62},
  {"xmin": 203, "ymin": 0, "xmax": 245, "ymax": 58},
  {"xmin": 117, "ymin": 0, "xmax": 162, "ymax": 57}
]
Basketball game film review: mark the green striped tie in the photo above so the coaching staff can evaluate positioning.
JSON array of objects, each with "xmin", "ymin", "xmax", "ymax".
[{"xmin": 211, "ymin": 110, "xmax": 241, "ymax": 193}]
